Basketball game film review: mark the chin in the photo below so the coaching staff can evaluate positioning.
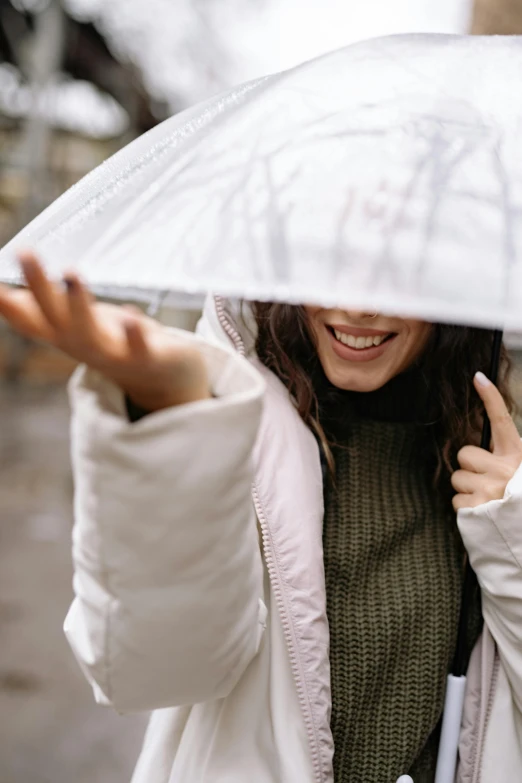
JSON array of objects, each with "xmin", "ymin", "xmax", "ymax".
[{"xmin": 325, "ymin": 365, "xmax": 389, "ymax": 393}]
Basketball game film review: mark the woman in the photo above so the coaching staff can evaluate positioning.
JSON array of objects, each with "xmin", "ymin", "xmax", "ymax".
[{"xmin": 1, "ymin": 252, "xmax": 521, "ymax": 783}]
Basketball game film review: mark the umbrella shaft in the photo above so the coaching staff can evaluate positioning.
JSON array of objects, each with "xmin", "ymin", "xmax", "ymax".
[{"xmin": 434, "ymin": 675, "xmax": 467, "ymax": 783}]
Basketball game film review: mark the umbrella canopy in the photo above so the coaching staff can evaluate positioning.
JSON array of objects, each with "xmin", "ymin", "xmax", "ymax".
[{"xmin": 0, "ymin": 32, "xmax": 521, "ymax": 328}]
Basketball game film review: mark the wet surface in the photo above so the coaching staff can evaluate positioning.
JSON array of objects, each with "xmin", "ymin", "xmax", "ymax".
[{"xmin": 0, "ymin": 354, "xmax": 521, "ymax": 782}]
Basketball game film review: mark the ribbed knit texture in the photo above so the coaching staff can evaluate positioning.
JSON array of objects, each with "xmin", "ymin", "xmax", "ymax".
[{"xmin": 321, "ymin": 372, "xmax": 482, "ymax": 783}]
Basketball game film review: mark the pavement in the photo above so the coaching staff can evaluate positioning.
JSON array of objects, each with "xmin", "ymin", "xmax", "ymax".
[
  {"xmin": 0, "ymin": 382, "xmax": 146, "ymax": 783},
  {"xmin": 0, "ymin": 353, "xmax": 521, "ymax": 783}
]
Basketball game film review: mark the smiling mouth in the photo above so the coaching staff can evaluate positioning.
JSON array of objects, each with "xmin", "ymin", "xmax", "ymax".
[{"xmin": 327, "ymin": 326, "xmax": 396, "ymax": 351}]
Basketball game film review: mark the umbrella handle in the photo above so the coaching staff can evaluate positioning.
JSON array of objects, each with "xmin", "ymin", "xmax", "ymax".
[{"xmin": 434, "ymin": 674, "xmax": 467, "ymax": 783}]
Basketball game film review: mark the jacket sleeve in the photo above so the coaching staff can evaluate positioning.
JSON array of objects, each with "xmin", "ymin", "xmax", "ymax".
[
  {"xmin": 64, "ymin": 327, "xmax": 267, "ymax": 713},
  {"xmin": 458, "ymin": 463, "xmax": 522, "ymax": 712}
]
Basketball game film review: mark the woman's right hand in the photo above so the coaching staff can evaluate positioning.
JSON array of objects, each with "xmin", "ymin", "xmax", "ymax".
[{"xmin": 0, "ymin": 251, "xmax": 211, "ymax": 411}]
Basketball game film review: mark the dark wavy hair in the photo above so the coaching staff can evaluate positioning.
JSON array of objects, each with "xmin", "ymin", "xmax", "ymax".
[{"xmin": 251, "ymin": 302, "xmax": 514, "ymax": 492}]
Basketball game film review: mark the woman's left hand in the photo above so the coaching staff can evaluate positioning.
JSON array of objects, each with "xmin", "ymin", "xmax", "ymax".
[{"xmin": 452, "ymin": 372, "xmax": 522, "ymax": 511}]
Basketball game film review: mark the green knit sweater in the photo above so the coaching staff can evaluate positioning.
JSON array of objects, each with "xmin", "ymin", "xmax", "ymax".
[{"xmin": 321, "ymin": 370, "xmax": 482, "ymax": 783}]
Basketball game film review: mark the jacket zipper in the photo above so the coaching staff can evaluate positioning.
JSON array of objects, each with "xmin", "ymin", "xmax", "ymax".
[
  {"xmin": 215, "ymin": 297, "xmax": 324, "ymax": 783},
  {"xmin": 214, "ymin": 297, "xmax": 246, "ymax": 356},
  {"xmin": 470, "ymin": 646, "xmax": 500, "ymax": 783}
]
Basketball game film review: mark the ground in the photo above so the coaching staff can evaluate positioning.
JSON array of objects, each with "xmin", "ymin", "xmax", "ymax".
[
  {"xmin": 0, "ymin": 380, "xmax": 146, "ymax": 783},
  {"xmin": 0, "ymin": 346, "xmax": 521, "ymax": 783}
]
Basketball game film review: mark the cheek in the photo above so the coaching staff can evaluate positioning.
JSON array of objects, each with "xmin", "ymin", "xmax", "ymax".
[
  {"xmin": 304, "ymin": 306, "xmax": 321, "ymax": 332},
  {"xmin": 304, "ymin": 309, "xmax": 323, "ymax": 345},
  {"xmin": 401, "ymin": 323, "xmax": 432, "ymax": 364}
]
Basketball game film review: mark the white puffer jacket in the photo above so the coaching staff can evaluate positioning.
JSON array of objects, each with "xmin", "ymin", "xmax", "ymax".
[{"xmin": 64, "ymin": 296, "xmax": 522, "ymax": 783}]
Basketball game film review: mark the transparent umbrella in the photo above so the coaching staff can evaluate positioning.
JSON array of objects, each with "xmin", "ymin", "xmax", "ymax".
[
  {"xmin": 1, "ymin": 32, "xmax": 521, "ymax": 783},
  {"xmin": 0, "ymin": 33, "xmax": 521, "ymax": 331}
]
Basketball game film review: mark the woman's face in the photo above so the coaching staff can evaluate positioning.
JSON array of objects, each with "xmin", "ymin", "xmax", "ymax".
[{"xmin": 305, "ymin": 306, "xmax": 432, "ymax": 392}]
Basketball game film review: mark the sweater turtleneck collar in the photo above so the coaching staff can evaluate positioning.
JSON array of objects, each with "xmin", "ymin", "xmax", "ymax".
[{"xmin": 317, "ymin": 362, "xmax": 439, "ymax": 440}]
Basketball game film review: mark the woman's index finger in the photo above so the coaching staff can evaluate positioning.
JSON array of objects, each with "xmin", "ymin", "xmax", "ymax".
[{"xmin": 474, "ymin": 371, "xmax": 520, "ymax": 454}]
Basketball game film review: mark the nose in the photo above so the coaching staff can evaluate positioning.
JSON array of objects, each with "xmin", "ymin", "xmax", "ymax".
[{"xmin": 343, "ymin": 310, "xmax": 378, "ymax": 320}]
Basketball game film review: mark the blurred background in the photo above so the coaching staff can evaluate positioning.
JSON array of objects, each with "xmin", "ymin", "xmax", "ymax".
[{"xmin": 1, "ymin": 1, "xmax": 522, "ymax": 781}]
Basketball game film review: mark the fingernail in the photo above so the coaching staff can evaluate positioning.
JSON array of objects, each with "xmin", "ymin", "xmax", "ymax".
[
  {"xmin": 20, "ymin": 257, "xmax": 33, "ymax": 274},
  {"xmin": 475, "ymin": 371, "xmax": 491, "ymax": 387}
]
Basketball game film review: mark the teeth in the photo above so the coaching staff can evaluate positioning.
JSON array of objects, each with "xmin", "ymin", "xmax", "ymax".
[{"xmin": 333, "ymin": 329, "xmax": 388, "ymax": 350}]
